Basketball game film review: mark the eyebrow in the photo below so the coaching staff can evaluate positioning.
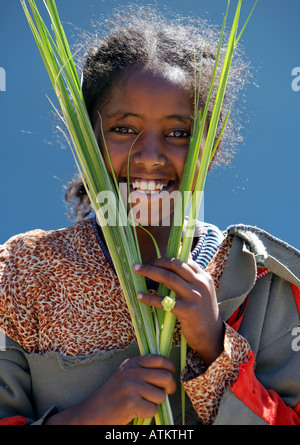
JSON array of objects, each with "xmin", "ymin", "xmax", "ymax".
[
  {"xmin": 106, "ymin": 112, "xmax": 193, "ymax": 123},
  {"xmin": 106, "ymin": 112, "xmax": 143, "ymax": 121},
  {"xmin": 166, "ymin": 114, "xmax": 193, "ymax": 123}
]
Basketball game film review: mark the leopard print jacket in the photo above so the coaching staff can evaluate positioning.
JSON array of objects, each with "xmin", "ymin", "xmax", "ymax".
[{"xmin": 0, "ymin": 219, "xmax": 253, "ymax": 424}]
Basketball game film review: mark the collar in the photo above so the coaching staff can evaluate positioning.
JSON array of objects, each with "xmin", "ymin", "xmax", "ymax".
[
  {"xmin": 217, "ymin": 224, "xmax": 300, "ymax": 321},
  {"xmin": 227, "ymin": 224, "xmax": 300, "ymax": 286}
]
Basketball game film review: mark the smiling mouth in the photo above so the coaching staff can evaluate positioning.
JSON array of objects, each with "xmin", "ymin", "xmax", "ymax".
[{"xmin": 120, "ymin": 177, "xmax": 175, "ymax": 194}]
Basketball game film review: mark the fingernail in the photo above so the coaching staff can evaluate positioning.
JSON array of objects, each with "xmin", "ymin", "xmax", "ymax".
[
  {"xmin": 137, "ymin": 293, "xmax": 143, "ymax": 300},
  {"xmin": 134, "ymin": 264, "xmax": 142, "ymax": 271}
]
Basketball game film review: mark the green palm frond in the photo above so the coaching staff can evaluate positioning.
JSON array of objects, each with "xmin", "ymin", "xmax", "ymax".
[{"xmin": 21, "ymin": 0, "xmax": 256, "ymax": 425}]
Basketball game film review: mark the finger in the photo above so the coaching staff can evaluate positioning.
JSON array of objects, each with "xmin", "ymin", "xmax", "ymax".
[
  {"xmin": 151, "ymin": 257, "xmax": 213, "ymax": 291},
  {"xmin": 133, "ymin": 262, "xmax": 192, "ymax": 297},
  {"xmin": 137, "ymin": 292, "xmax": 169, "ymax": 311},
  {"xmin": 134, "ymin": 398, "xmax": 160, "ymax": 420},
  {"xmin": 136, "ymin": 354, "xmax": 176, "ymax": 374},
  {"xmin": 122, "ymin": 355, "xmax": 176, "ymax": 395},
  {"xmin": 120, "ymin": 382, "xmax": 163, "ymax": 421},
  {"xmin": 137, "ymin": 291, "xmax": 189, "ymax": 318},
  {"xmin": 134, "ymin": 261, "xmax": 211, "ymax": 305},
  {"xmin": 186, "ymin": 257, "xmax": 203, "ymax": 275},
  {"xmin": 139, "ymin": 370, "xmax": 176, "ymax": 396},
  {"xmin": 134, "ymin": 380, "xmax": 170, "ymax": 404},
  {"xmin": 135, "ymin": 257, "xmax": 205, "ymax": 285},
  {"xmin": 152, "ymin": 257, "xmax": 201, "ymax": 281}
]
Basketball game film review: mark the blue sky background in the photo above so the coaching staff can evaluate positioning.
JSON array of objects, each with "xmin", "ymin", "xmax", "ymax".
[{"xmin": 0, "ymin": 0, "xmax": 299, "ymax": 249}]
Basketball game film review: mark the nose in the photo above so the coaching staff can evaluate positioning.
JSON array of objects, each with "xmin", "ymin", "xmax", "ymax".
[{"xmin": 131, "ymin": 132, "xmax": 167, "ymax": 168}]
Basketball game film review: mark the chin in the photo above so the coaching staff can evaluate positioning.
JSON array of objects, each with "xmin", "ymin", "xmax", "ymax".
[
  {"xmin": 128, "ymin": 190, "xmax": 179, "ymax": 228},
  {"xmin": 117, "ymin": 180, "xmax": 182, "ymax": 228}
]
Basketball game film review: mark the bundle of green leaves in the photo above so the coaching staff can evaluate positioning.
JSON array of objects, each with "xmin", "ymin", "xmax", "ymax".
[{"xmin": 21, "ymin": 0, "xmax": 256, "ymax": 425}]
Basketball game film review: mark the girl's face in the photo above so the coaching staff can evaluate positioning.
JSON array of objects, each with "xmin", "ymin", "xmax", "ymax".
[{"xmin": 93, "ymin": 67, "xmax": 205, "ymax": 227}]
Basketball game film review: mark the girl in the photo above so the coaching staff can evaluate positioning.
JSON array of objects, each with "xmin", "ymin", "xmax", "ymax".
[{"xmin": 0, "ymin": 5, "xmax": 299, "ymax": 425}]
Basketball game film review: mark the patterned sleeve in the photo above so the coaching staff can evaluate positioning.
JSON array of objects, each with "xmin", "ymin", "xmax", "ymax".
[
  {"xmin": 181, "ymin": 323, "xmax": 252, "ymax": 425},
  {"xmin": 0, "ymin": 232, "xmax": 40, "ymax": 352}
]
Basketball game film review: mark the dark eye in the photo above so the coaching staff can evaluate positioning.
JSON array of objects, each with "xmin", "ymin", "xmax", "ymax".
[
  {"xmin": 167, "ymin": 129, "xmax": 190, "ymax": 138},
  {"xmin": 112, "ymin": 126, "xmax": 136, "ymax": 134}
]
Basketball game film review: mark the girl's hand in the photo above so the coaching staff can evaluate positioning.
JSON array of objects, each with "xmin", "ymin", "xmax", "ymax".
[
  {"xmin": 134, "ymin": 258, "xmax": 224, "ymax": 366},
  {"xmin": 45, "ymin": 354, "xmax": 176, "ymax": 425}
]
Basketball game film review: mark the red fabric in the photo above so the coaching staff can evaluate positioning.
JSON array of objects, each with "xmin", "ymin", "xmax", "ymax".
[
  {"xmin": 294, "ymin": 400, "xmax": 300, "ymax": 416},
  {"xmin": 256, "ymin": 267, "xmax": 270, "ymax": 279},
  {"xmin": 290, "ymin": 283, "xmax": 300, "ymax": 317},
  {"xmin": 0, "ymin": 415, "xmax": 26, "ymax": 425},
  {"xmin": 231, "ymin": 353, "xmax": 300, "ymax": 425},
  {"xmin": 227, "ymin": 295, "xmax": 249, "ymax": 332}
]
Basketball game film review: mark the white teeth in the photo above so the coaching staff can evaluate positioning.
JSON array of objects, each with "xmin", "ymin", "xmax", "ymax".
[
  {"xmin": 148, "ymin": 181, "xmax": 156, "ymax": 191},
  {"xmin": 131, "ymin": 179, "xmax": 169, "ymax": 192},
  {"xmin": 140, "ymin": 181, "xmax": 148, "ymax": 191}
]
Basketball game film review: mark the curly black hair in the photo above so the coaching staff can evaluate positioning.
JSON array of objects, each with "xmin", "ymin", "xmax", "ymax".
[{"xmin": 65, "ymin": 3, "xmax": 251, "ymax": 220}]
